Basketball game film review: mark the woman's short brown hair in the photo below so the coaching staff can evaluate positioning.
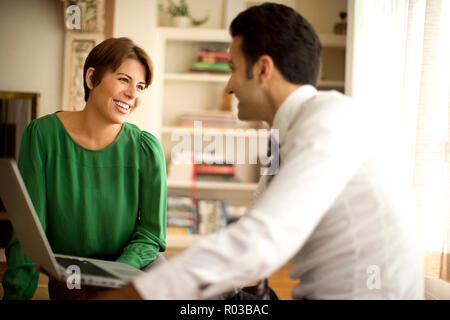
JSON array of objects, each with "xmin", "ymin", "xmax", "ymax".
[{"xmin": 83, "ymin": 37, "xmax": 153, "ymax": 102}]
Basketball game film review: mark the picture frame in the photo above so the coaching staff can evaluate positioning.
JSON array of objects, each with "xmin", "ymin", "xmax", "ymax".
[
  {"xmin": 62, "ymin": 0, "xmax": 105, "ymax": 33},
  {"xmin": 61, "ymin": 32, "xmax": 104, "ymax": 111},
  {"xmin": 0, "ymin": 92, "xmax": 39, "ymax": 237}
]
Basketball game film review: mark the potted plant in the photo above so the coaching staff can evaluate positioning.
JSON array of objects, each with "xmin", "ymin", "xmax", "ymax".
[{"xmin": 162, "ymin": 0, "xmax": 209, "ymax": 28}]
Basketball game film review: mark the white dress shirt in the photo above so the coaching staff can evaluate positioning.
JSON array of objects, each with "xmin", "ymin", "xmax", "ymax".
[{"xmin": 133, "ymin": 85, "xmax": 424, "ymax": 299}]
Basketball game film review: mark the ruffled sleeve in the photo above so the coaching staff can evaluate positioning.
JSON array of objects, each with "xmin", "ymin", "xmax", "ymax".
[{"xmin": 116, "ymin": 131, "xmax": 167, "ymax": 269}]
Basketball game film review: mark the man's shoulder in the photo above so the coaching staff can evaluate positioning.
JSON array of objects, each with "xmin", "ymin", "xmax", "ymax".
[
  {"xmin": 296, "ymin": 90, "xmax": 358, "ymax": 124},
  {"xmin": 286, "ymin": 89, "xmax": 370, "ymax": 145},
  {"xmin": 309, "ymin": 90, "xmax": 355, "ymax": 109}
]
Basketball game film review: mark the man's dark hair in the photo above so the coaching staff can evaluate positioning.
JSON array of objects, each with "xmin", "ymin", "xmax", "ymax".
[{"xmin": 230, "ymin": 3, "xmax": 322, "ymax": 86}]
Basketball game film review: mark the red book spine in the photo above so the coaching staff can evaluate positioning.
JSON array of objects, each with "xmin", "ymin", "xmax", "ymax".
[
  {"xmin": 195, "ymin": 165, "xmax": 235, "ymax": 175},
  {"xmin": 198, "ymin": 51, "xmax": 229, "ymax": 59}
]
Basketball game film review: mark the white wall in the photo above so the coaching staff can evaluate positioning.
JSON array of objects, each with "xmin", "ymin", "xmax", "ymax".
[
  {"xmin": 113, "ymin": 0, "xmax": 161, "ymax": 138},
  {"xmin": 159, "ymin": 0, "xmax": 226, "ymax": 29},
  {"xmin": 0, "ymin": 0, "xmax": 64, "ymax": 118},
  {"xmin": 158, "ymin": 0, "xmax": 301, "ymax": 29}
]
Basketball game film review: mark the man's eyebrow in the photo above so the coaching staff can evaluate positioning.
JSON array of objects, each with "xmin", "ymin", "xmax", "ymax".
[{"xmin": 117, "ymin": 72, "xmax": 146, "ymax": 84}]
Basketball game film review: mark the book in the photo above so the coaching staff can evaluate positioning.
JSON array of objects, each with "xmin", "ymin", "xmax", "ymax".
[
  {"xmin": 195, "ymin": 164, "xmax": 236, "ymax": 176},
  {"xmin": 167, "ymin": 196, "xmax": 197, "ymax": 233},
  {"xmin": 198, "ymin": 51, "xmax": 229, "ymax": 59},
  {"xmin": 180, "ymin": 111, "xmax": 238, "ymax": 129},
  {"xmin": 190, "ymin": 50, "xmax": 231, "ymax": 74},
  {"xmin": 167, "ymin": 226, "xmax": 194, "ymax": 235},
  {"xmin": 197, "ymin": 199, "xmax": 228, "ymax": 235},
  {"xmin": 190, "ymin": 62, "xmax": 231, "ymax": 73},
  {"xmin": 195, "ymin": 176, "xmax": 238, "ymax": 183},
  {"xmin": 197, "ymin": 51, "xmax": 229, "ymax": 64}
]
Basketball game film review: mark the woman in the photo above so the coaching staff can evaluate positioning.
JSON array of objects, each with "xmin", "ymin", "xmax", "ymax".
[{"xmin": 2, "ymin": 37, "xmax": 167, "ymax": 300}]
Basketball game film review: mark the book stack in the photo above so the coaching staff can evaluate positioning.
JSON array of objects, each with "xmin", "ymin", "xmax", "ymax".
[
  {"xmin": 167, "ymin": 196, "xmax": 197, "ymax": 235},
  {"xmin": 168, "ymin": 152, "xmax": 238, "ymax": 183},
  {"xmin": 180, "ymin": 111, "xmax": 237, "ymax": 130},
  {"xmin": 190, "ymin": 50, "xmax": 231, "ymax": 74},
  {"xmin": 195, "ymin": 163, "xmax": 236, "ymax": 182},
  {"xmin": 197, "ymin": 199, "xmax": 228, "ymax": 235},
  {"xmin": 166, "ymin": 196, "xmax": 249, "ymax": 235}
]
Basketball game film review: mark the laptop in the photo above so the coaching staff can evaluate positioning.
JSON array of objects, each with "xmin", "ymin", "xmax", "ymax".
[{"xmin": 0, "ymin": 158, "xmax": 144, "ymax": 288}]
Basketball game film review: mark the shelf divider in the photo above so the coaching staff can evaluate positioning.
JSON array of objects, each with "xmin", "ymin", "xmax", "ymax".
[
  {"xmin": 166, "ymin": 234, "xmax": 205, "ymax": 248},
  {"xmin": 168, "ymin": 180, "xmax": 258, "ymax": 191},
  {"xmin": 165, "ymin": 72, "xmax": 230, "ymax": 83}
]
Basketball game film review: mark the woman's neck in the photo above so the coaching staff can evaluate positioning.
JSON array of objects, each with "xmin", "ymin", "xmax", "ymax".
[{"xmin": 59, "ymin": 106, "xmax": 122, "ymax": 151}]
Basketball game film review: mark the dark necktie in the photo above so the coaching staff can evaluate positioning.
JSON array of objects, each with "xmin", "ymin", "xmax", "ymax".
[{"xmin": 255, "ymin": 133, "xmax": 280, "ymax": 300}]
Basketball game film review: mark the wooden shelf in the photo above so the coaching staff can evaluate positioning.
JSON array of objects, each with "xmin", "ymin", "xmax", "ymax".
[
  {"xmin": 318, "ymin": 80, "xmax": 345, "ymax": 88},
  {"xmin": 162, "ymin": 126, "xmax": 269, "ymax": 137},
  {"xmin": 165, "ymin": 72, "xmax": 230, "ymax": 83},
  {"xmin": 167, "ymin": 180, "xmax": 258, "ymax": 206},
  {"xmin": 168, "ymin": 180, "xmax": 257, "ymax": 192},
  {"xmin": 165, "ymin": 74, "xmax": 345, "ymax": 88},
  {"xmin": 319, "ymin": 34, "xmax": 346, "ymax": 48},
  {"xmin": 158, "ymin": 28, "xmax": 345, "ymax": 48},
  {"xmin": 166, "ymin": 234, "xmax": 205, "ymax": 248}
]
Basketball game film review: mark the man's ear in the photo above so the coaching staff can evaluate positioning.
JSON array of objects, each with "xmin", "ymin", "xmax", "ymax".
[
  {"xmin": 255, "ymin": 55, "xmax": 274, "ymax": 84},
  {"xmin": 85, "ymin": 67, "xmax": 95, "ymax": 89}
]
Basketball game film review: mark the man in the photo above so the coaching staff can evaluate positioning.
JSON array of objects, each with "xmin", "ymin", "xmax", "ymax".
[{"xmin": 98, "ymin": 3, "xmax": 424, "ymax": 299}]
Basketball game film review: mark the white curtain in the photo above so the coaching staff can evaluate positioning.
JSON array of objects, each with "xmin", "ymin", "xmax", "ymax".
[{"xmin": 347, "ymin": 0, "xmax": 450, "ymax": 282}]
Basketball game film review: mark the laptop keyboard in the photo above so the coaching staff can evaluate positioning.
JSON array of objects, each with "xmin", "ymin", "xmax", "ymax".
[{"xmin": 56, "ymin": 257, "xmax": 119, "ymax": 279}]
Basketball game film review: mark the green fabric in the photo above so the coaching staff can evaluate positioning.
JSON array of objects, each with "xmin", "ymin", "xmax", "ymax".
[{"xmin": 2, "ymin": 112, "xmax": 167, "ymax": 300}]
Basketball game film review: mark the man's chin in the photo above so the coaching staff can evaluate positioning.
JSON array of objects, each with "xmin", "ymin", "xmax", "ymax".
[
  {"xmin": 237, "ymin": 113, "xmax": 258, "ymax": 122},
  {"xmin": 237, "ymin": 110, "xmax": 250, "ymax": 121}
]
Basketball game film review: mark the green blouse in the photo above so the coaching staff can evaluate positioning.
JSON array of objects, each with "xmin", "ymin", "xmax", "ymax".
[{"xmin": 2, "ymin": 112, "xmax": 167, "ymax": 300}]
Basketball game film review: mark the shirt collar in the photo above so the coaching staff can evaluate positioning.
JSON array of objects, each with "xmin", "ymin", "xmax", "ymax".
[{"xmin": 272, "ymin": 84, "xmax": 317, "ymax": 145}]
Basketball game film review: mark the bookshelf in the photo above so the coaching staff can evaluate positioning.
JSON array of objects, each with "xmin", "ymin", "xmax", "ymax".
[
  {"xmin": 156, "ymin": 27, "xmax": 255, "ymax": 244},
  {"xmin": 167, "ymin": 180, "xmax": 257, "ymax": 207},
  {"xmin": 155, "ymin": 11, "xmax": 347, "ymax": 248},
  {"xmin": 167, "ymin": 180, "xmax": 257, "ymax": 191},
  {"xmin": 161, "ymin": 125, "xmax": 270, "ymax": 138}
]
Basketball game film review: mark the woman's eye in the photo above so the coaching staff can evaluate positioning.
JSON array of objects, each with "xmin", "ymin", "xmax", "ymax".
[
  {"xmin": 119, "ymin": 77, "xmax": 128, "ymax": 83},
  {"xmin": 137, "ymin": 85, "xmax": 145, "ymax": 91}
]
